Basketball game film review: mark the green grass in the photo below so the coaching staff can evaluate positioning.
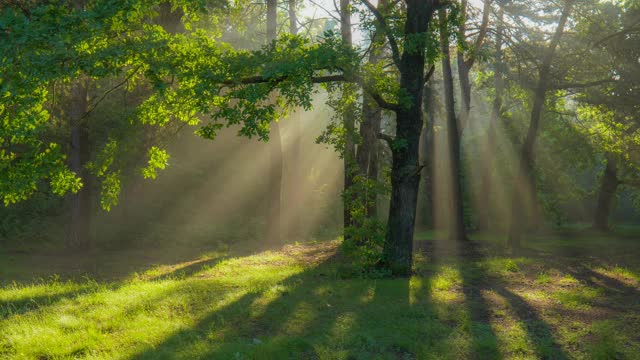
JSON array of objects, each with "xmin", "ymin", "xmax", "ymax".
[{"xmin": 1, "ymin": 232, "xmax": 640, "ymax": 359}]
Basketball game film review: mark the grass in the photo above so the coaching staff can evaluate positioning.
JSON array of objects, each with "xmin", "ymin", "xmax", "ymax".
[{"xmin": 1, "ymin": 230, "xmax": 639, "ymax": 359}]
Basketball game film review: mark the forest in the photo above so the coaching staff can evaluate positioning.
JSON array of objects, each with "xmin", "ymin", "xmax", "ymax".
[{"xmin": 1, "ymin": 0, "xmax": 639, "ymax": 358}]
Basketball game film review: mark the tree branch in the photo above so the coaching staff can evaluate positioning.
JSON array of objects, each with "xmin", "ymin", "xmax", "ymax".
[
  {"xmin": 424, "ymin": 64, "xmax": 436, "ymax": 84},
  {"xmin": 81, "ymin": 66, "xmax": 141, "ymax": 121},
  {"xmin": 222, "ymin": 72, "xmax": 401, "ymax": 111},
  {"xmin": 360, "ymin": 0, "xmax": 402, "ymax": 69},
  {"xmin": 554, "ymin": 78, "xmax": 615, "ymax": 90},
  {"xmin": 465, "ymin": 0, "xmax": 492, "ymax": 68},
  {"xmin": 377, "ymin": 132, "xmax": 395, "ymax": 147}
]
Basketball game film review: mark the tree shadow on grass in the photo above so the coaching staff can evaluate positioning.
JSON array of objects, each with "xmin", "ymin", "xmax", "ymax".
[
  {"xmin": 0, "ymin": 284, "xmax": 100, "ymax": 320},
  {"xmin": 128, "ymin": 252, "xmax": 365, "ymax": 359},
  {"xmin": 459, "ymin": 240, "xmax": 569, "ymax": 360},
  {"xmin": 0, "ymin": 245, "xmax": 244, "ymax": 323},
  {"xmin": 457, "ymin": 242, "xmax": 504, "ymax": 360},
  {"xmin": 128, "ymin": 247, "xmax": 452, "ymax": 359}
]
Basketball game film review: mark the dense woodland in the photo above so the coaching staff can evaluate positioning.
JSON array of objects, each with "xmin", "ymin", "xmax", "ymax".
[{"xmin": 1, "ymin": 0, "xmax": 640, "ymax": 359}]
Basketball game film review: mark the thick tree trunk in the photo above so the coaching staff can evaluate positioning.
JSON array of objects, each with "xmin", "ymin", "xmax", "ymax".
[
  {"xmin": 439, "ymin": 8, "xmax": 468, "ymax": 242},
  {"xmin": 341, "ymin": 0, "xmax": 356, "ymax": 235},
  {"xmin": 383, "ymin": 0, "xmax": 436, "ymax": 275},
  {"xmin": 266, "ymin": 0, "xmax": 283, "ymax": 245},
  {"xmin": 592, "ymin": 155, "xmax": 619, "ymax": 232},
  {"xmin": 477, "ymin": 5, "xmax": 504, "ymax": 231},
  {"xmin": 68, "ymin": 79, "xmax": 91, "ymax": 250},
  {"xmin": 507, "ymin": 0, "xmax": 574, "ymax": 251}
]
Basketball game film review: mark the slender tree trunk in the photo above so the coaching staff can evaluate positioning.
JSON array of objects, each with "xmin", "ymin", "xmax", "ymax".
[
  {"xmin": 456, "ymin": 60, "xmax": 472, "ymax": 133},
  {"xmin": 507, "ymin": 0, "xmax": 574, "ymax": 251},
  {"xmin": 456, "ymin": 0, "xmax": 490, "ymax": 134},
  {"xmin": 356, "ymin": 0, "xmax": 385, "ymax": 219},
  {"xmin": 287, "ymin": 0, "xmax": 303, "ymax": 239},
  {"xmin": 477, "ymin": 5, "xmax": 504, "ymax": 231},
  {"xmin": 383, "ymin": 0, "xmax": 437, "ymax": 275},
  {"xmin": 266, "ymin": 0, "xmax": 283, "ymax": 245},
  {"xmin": 68, "ymin": 0, "xmax": 91, "ymax": 251},
  {"xmin": 439, "ymin": 8, "xmax": 468, "ymax": 242},
  {"xmin": 357, "ymin": 93, "xmax": 382, "ymax": 217},
  {"xmin": 419, "ymin": 84, "xmax": 435, "ymax": 229},
  {"xmin": 340, "ymin": 0, "xmax": 356, "ymax": 236},
  {"xmin": 592, "ymin": 155, "xmax": 619, "ymax": 232},
  {"xmin": 68, "ymin": 79, "xmax": 91, "ymax": 250}
]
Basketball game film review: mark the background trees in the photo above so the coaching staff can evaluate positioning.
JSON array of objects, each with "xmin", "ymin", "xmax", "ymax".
[{"xmin": 1, "ymin": 0, "xmax": 639, "ymax": 272}]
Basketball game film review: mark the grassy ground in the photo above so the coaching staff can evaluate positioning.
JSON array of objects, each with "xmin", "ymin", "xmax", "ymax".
[{"xmin": 1, "ymin": 231, "xmax": 639, "ymax": 359}]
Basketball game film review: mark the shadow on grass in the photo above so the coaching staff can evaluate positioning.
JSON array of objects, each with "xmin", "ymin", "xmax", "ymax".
[
  {"xmin": 127, "ymin": 250, "xmax": 444, "ymax": 359},
  {"xmin": 129, "ymin": 253, "xmax": 357, "ymax": 359},
  {"xmin": 0, "ymin": 285, "xmax": 100, "ymax": 320},
  {"xmin": 458, "ymin": 240, "xmax": 568, "ymax": 360},
  {"xmin": 0, "ymin": 246, "xmax": 246, "ymax": 322},
  {"xmin": 457, "ymin": 241, "xmax": 503, "ymax": 360}
]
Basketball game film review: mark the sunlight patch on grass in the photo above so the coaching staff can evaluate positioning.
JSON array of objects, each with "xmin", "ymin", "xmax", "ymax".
[
  {"xmin": 494, "ymin": 320, "xmax": 537, "ymax": 359},
  {"xmin": 480, "ymin": 257, "xmax": 531, "ymax": 278},
  {"xmin": 594, "ymin": 265, "xmax": 640, "ymax": 284},
  {"xmin": 536, "ymin": 272, "xmax": 552, "ymax": 285},
  {"xmin": 431, "ymin": 265, "xmax": 462, "ymax": 291},
  {"xmin": 558, "ymin": 274, "xmax": 580, "ymax": 286},
  {"xmin": 553, "ymin": 286, "xmax": 604, "ymax": 310}
]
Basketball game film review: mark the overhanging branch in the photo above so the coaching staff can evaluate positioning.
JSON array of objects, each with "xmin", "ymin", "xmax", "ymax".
[
  {"xmin": 554, "ymin": 79, "xmax": 615, "ymax": 90},
  {"xmin": 223, "ymin": 73, "xmax": 401, "ymax": 111}
]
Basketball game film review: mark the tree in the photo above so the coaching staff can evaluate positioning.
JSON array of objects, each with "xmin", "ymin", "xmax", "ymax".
[
  {"xmin": 438, "ymin": 6, "xmax": 467, "ymax": 242},
  {"xmin": 577, "ymin": 1, "xmax": 640, "ymax": 231},
  {"xmin": 355, "ymin": 1, "xmax": 385, "ymax": 220},
  {"xmin": 266, "ymin": 0, "xmax": 284, "ymax": 246},
  {"xmin": 507, "ymin": 0, "xmax": 575, "ymax": 251},
  {"xmin": 340, "ymin": 0, "xmax": 357, "ymax": 237},
  {"xmin": 478, "ymin": 1, "xmax": 505, "ymax": 232},
  {"xmin": 361, "ymin": 0, "xmax": 444, "ymax": 274}
]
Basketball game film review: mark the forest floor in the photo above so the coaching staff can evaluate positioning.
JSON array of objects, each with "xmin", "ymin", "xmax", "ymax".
[{"xmin": 1, "ymin": 230, "xmax": 639, "ymax": 359}]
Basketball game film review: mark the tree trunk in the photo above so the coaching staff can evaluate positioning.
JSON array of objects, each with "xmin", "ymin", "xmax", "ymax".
[
  {"xmin": 592, "ymin": 155, "xmax": 618, "ymax": 232},
  {"xmin": 287, "ymin": 0, "xmax": 303, "ymax": 239},
  {"xmin": 457, "ymin": 59, "xmax": 472, "ymax": 133},
  {"xmin": 439, "ymin": 7, "xmax": 468, "ymax": 242},
  {"xmin": 68, "ymin": 79, "xmax": 91, "ymax": 250},
  {"xmin": 456, "ymin": 0, "xmax": 490, "ymax": 135},
  {"xmin": 507, "ymin": 0, "xmax": 574, "ymax": 251},
  {"xmin": 383, "ymin": 0, "xmax": 437, "ymax": 275},
  {"xmin": 340, "ymin": 0, "xmax": 356, "ymax": 236},
  {"xmin": 356, "ymin": 1, "xmax": 385, "ymax": 219},
  {"xmin": 266, "ymin": 0, "xmax": 283, "ymax": 245},
  {"xmin": 418, "ymin": 84, "xmax": 435, "ymax": 229},
  {"xmin": 477, "ymin": 5, "xmax": 504, "ymax": 231},
  {"xmin": 158, "ymin": 2, "xmax": 185, "ymax": 33},
  {"xmin": 357, "ymin": 93, "xmax": 382, "ymax": 217}
]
